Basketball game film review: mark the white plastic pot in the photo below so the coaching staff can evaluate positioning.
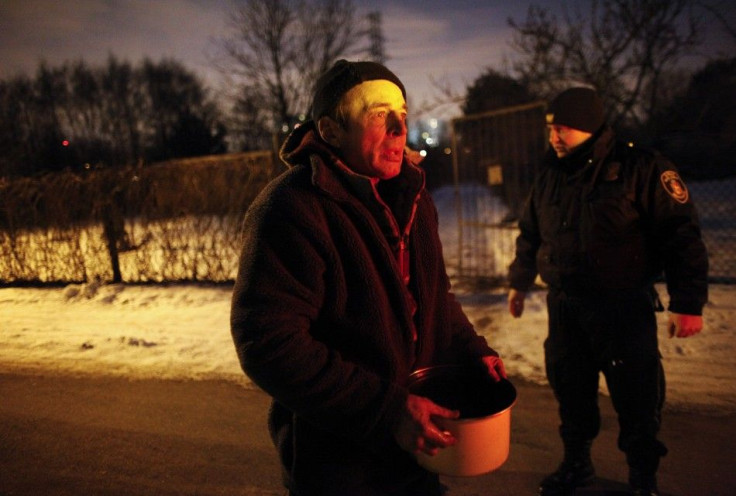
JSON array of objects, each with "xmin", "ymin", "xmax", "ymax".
[{"xmin": 408, "ymin": 364, "xmax": 517, "ymax": 477}]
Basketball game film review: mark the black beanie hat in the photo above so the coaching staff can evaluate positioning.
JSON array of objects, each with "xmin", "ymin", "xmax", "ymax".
[
  {"xmin": 310, "ymin": 59, "xmax": 406, "ymax": 121},
  {"xmin": 546, "ymin": 87, "xmax": 605, "ymax": 133}
]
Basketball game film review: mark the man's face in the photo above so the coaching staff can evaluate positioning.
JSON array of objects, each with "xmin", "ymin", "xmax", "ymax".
[
  {"xmin": 547, "ymin": 124, "xmax": 592, "ymax": 158},
  {"xmin": 329, "ymin": 80, "xmax": 408, "ymax": 180}
]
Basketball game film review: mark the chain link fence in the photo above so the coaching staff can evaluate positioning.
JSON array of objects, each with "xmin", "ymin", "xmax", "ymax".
[{"xmin": 450, "ymin": 103, "xmax": 736, "ymax": 285}]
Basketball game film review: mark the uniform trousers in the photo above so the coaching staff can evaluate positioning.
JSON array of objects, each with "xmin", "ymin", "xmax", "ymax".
[{"xmin": 544, "ymin": 287, "xmax": 668, "ymax": 472}]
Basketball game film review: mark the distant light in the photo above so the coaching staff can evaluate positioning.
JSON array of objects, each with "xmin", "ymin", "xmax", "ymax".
[
  {"xmin": 282, "ymin": 124, "xmax": 290, "ymax": 133},
  {"xmin": 419, "ymin": 150, "xmax": 428, "ymax": 157},
  {"xmin": 443, "ymin": 147, "xmax": 452, "ymax": 155},
  {"xmin": 627, "ymin": 141, "xmax": 635, "ymax": 147},
  {"xmin": 425, "ymin": 137, "xmax": 435, "ymax": 145},
  {"xmin": 62, "ymin": 140, "xmax": 69, "ymax": 147},
  {"xmin": 429, "ymin": 118, "xmax": 438, "ymax": 129}
]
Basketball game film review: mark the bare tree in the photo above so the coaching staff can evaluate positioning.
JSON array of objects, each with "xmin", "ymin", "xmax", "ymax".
[
  {"xmin": 0, "ymin": 76, "xmax": 52, "ymax": 176},
  {"xmin": 366, "ymin": 11, "xmax": 386, "ymax": 64},
  {"xmin": 141, "ymin": 58, "xmax": 225, "ymax": 161},
  {"xmin": 462, "ymin": 69, "xmax": 537, "ymax": 115},
  {"xmin": 0, "ymin": 57, "xmax": 226, "ymax": 177},
  {"xmin": 508, "ymin": 0, "xmax": 703, "ymax": 130},
  {"xmin": 217, "ymin": 0, "xmax": 370, "ymax": 140},
  {"xmin": 700, "ymin": 0, "xmax": 736, "ymax": 44},
  {"xmin": 410, "ymin": 74, "xmax": 466, "ymax": 121}
]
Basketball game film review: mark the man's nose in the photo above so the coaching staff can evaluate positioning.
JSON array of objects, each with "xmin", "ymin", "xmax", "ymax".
[{"xmin": 387, "ymin": 112, "xmax": 407, "ymax": 136}]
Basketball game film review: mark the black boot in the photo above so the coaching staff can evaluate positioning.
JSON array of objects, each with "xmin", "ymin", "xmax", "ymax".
[
  {"xmin": 626, "ymin": 442, "xmax": 665, "ymax": 496},
  {"xmin": 629, "ymin": 468, "xmax": 659, "ymax": 496},
  {"xmin": 539, "ymin": 440, "xmax": 595, "ymax": 496}
]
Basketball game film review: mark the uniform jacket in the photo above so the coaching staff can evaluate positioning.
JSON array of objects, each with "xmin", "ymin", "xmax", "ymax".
[
  {"xmin": 508, "ymin": 126, "xmax": 708, "ymax": 315},
  {"xmin": 230, "ymin": 122, "xmax": 496, "ymax": 493}
]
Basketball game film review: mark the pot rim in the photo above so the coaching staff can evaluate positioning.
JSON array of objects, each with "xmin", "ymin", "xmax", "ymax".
[{"xmin": 408, "ymin": 364, "xmax": 517, "ymax": 421}]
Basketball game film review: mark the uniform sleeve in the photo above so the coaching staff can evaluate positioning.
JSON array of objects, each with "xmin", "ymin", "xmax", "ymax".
[
  {"xmin": 508, "ymin": 184, "xmax": 542, "ymax": 291},
  {"xmin": 643, "ymin": 154, "xmax": 709, "ymax": 315}
]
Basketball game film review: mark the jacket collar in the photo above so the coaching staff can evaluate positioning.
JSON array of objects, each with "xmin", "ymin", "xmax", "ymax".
[{"xmin": 278, "ymin": 121, "xmax": 425, "ymax": 217}]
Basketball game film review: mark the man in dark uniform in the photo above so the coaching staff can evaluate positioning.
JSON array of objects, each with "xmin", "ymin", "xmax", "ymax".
[{"xmin": 507, "ymin": 87, "xmax": 708, "ymax": 496}]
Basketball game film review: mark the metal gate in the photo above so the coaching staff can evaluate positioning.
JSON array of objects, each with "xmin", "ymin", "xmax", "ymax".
[{"xmin": 450, "ymin": 101, "xmax": 547, "ymax": 283}]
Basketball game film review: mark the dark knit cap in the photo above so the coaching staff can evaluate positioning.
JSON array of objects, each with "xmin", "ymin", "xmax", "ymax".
[
  {"xmin": 310, "ymin": 59, "xmax": 406, "ymax": 121},
  {"xmin": 546, "ymin": 87, "xmax": 605, "ymax": 133}
]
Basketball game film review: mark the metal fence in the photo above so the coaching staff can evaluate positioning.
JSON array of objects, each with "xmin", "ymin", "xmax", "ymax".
[{"xmin": 450, "ymin": 103, "xmax": 736, "ymax": 285}]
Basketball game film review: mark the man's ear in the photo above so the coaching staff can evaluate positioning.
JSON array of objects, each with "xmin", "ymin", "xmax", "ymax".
[{"xmin": 317, "ymin": 117, "xmax": 342, "ymax": 148}]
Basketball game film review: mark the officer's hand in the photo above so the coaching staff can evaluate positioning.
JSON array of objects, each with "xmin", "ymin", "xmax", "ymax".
[
  {"xmin": 393, "ymin": 394, "xmax": 459, "ymax": 456},
  {"xmin": 508, "ymin": 289, "xmax": 526, "ymax": 318},
  {"xmin": 668, "ymin": 313, "xmax": 703, "ymax": 338},
  {"xmin": 482, "ymin": 355, "xmax": 507, "ymax": 382}
]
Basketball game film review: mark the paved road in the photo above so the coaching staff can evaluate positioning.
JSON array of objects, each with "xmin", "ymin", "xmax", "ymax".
[{"xmin": 1, "ymin": 372, "xmax": 734, "ymax": 495}]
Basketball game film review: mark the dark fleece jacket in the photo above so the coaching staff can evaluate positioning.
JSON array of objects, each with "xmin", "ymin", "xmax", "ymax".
[{"xmin": 230, "ymin": 122, "xmax": 497, "ymax": 494}]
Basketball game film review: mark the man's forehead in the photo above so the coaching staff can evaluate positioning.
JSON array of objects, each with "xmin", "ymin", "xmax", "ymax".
[{"xmin": 343, "ymin": 80, "xmax": 406, "ymax": 107}]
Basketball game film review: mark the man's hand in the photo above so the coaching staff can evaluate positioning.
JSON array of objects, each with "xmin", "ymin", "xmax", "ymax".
[
  {"xmin": 482, "ymin": 355, "xmax": 507, "ymax": 382},
  {"xmin": 393, "ymin": 394, "xmax": 459, "ymax": 456},
  {"xmin": 668, "ymin": 313, "xmax": 703, "ymax": 338},
  {"xmin": 508, "ymin": 289, "xmax": 526, "ymax": 318}
]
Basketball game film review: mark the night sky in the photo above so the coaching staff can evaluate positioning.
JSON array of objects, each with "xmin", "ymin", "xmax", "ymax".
[{"xmin": 2, "ymin": 0, "xmax": 735, "ymax": 119}]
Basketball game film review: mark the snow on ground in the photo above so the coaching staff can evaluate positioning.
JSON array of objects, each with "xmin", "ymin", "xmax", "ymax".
[
  {"xmin": 1, "ymin": 186, "xmax": 735, "ymax": 415},
  {"xmin": 1, "ymin": 280, "xmax": 734, "ymax": 414}
]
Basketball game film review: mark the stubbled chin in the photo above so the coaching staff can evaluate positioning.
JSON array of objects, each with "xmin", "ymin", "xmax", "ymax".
[
  {"xmin": 378, "ymin": 161, "xmax": 402, "ymax": 179},
  {"xmin": 383, "ymin": 148, "xmax": 403, "ymax": 161}
]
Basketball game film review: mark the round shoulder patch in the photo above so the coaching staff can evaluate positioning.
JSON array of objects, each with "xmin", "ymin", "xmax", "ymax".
[{"xmin": 660, "ymin": 170, "xmax": 689, "ymax": 204}]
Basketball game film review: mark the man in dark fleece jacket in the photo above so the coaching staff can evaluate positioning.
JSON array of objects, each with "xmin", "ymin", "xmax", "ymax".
[{"xmin": 230, "ymin": 60, "xmax": 507, "ymax": 496}]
